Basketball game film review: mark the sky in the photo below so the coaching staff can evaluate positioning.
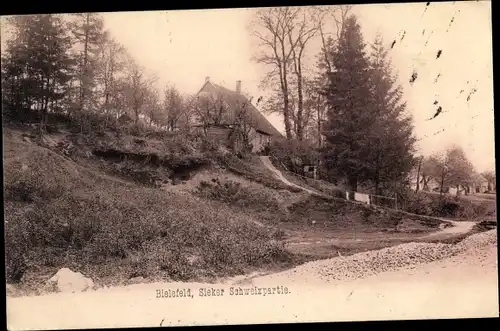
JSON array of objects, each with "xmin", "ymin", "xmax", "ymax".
[{"xmin": 1, "ymin": 1, "xmax": 494, "ymax": 172}]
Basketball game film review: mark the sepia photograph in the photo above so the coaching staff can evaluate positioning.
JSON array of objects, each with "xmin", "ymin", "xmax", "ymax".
[{"xmin": 3, "ymin": 1, "xmax": 498, "ymax": 329}]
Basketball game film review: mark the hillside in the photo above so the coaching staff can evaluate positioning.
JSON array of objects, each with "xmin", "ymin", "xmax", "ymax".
[
  {"xmin": 7, "ymin": 230, "xmax": 498, "ymax": 329},
  {"xmin": 3, "ymin": 125, "xmax": 491, "ymax": 295}
]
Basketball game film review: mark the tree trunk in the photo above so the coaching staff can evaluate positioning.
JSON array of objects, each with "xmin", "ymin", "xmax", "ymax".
[
  {"xmin": 422, "ymin": 176, "xmax": 430, "ymax": 191},
  {"xmin": 282, "ymin": 78, "xmax": 292, "ymax": 139},
  {"xmin": 348, "ymin": 174, "xmax": 358, "ymax": 192},
  {"xmin": 295, "ymin": 56, "xmax": 304, "ymax": 141},
  {"xmin": 278, "ymin": 43, "xmax": 292, "ymax": 140},
  {"xmin": 80, "ymin": 13, "xmax": 90, "ymax": 112},
  {"xmin": 316, "ymin": 97, "xmax": 322, "ymax": 149},
  {"xmin": 439, "ymin": 169, "xmax": 445, "ymax": 196},
  {"xmin": 415, "ymin": 157, "xmax": 422, "ymax": 193}
]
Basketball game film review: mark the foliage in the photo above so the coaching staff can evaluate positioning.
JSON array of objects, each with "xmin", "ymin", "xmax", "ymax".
[
  {"xmin": 250, "ymin": 7, "xmax": 322, "ymax": 140},
  {"xmin": 416, "ymin": 146, "xmax": 475, "ymax": 194},
  {"xmin": 319, "ymin": 16, "xmax": 416, "ymax": 193},
  {"xmin": 1, "ymin": 14, "xmax": 166, "ymax": 136},
  {"xmin": 4, "ymin": 137, "xmax": 293, "ymax": 283},
  {"xmin": 269, "ymin": 138, "xmax": 320, "ymax": 175},
  {"xmin": 401, "ymin": 190, "xmax": 493, "ymax": 220},
  {"xmin": 2, "ymin": 15, "xmax": 76, "ymax": 126},
  {"xmin": 195, "ymin": 178, "xmax": 281, "ymax": 211},
  {"xmin": 365, "ymin": 34, "xmax": 416, "ymax": 194},
  {"xmin": 320, "ymin": 15, "xmax": 375, "ymax": 191},
  {"xmin": 481, "ymin": 170, "xmax": 496, "ymax": 191}
]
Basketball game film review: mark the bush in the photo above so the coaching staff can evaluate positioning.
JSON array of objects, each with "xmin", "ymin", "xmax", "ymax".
[
  {"xmin": 4, "ymin": 183, "xmax": 292, "ymax": 283},
  {"xmin": 3, "ymin": 127, "xmax": 296, "ymax": 285},
  {"xmin": 5, "ymin": 218, "xmax": 30, "ymax": 282},
  {"xmin": 269, "ymin": 138, "xmax": 320, "ymax": 175},
  {"xmin": 195, "ymin": 178, "xmax": 282, "ymax": 211},
  {"xmin": 402, "ymin": 190, "xmax": 491, "ymax": 219},
  {"xmin": 303, "ymin": 178, "xmax": 346, "ymax": 199},
  {"xmin": 214, "ymin": 151, "xmax": 302, "ymax": 193}
]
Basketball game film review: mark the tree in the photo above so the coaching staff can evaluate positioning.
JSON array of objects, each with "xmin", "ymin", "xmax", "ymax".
[
  {"xmin": 445, "ymin": 145, "xmax": 474, "ymax": 194},
  {"xmin": 1, "ymin": 14, "xmax": 76, "ymax": 132},
  {"xmin": 96, "ymin": 34, "xmax": 128, "ymax": 120},
  {"xmin": 427, "ymin": 147, "xmax": 474, "ymax": 195},
  {"xmin": 366, "ymin": 34, "xmax": 416, "ymax": 195},
  {"xmin": 320, "ymin": 15, "xmax": 374, "ymax": 191},
  {"xmin": 315, "ymin": 5, "xmax": 352, "ymax": 75},
  {"xmin": 69, "ymin": 13, "xmax": 107, "ymax": 113},
  {"xmin": 162, "ymin": 85, "xmax": 184, "ymax": 131},
  {"xmin": 481, "ymin": 170, "xmax": 496, "ymax": 191},
  {"xmin": 191, "ymin": 93, "xmax": 228, "ymax": 133},
  {"xmin": 419, "ymin": 155, "xmax": 442, "ymax": 191},
  {"xmin": 122, "ymin": 57, "xmax": 158, "ymax": 124},
  {"xmin": 298, "ymin": 78, "xmax": 322, "ymax": 143},
  {"xmin": 142, "ymin": 87, "xmax": 162, "ymax": 128},
  {"xmin": 250, "ymin": 7, "xmax": 299, "ymax": 139},
  {"xmin": 312, "ymin": 6, "xmax": 352, "ymax": 148},
  {"xmin": 285, "ymin": 9, "xmax": 320, "ymax": 140},
  {"xmin": 231, "ymin": 96, "xmax": 256, "ymax": 152}
]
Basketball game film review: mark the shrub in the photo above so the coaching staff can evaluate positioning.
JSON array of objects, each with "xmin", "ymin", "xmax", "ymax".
[
  {"xmin": 4, "ymin": 128, "xmax": 296, "ymax": 286},
  {"xmin": 213, "ymin": 151, "xmax": 302, "ymax": 193},
  {"xmin": 401, "ymin": 190, "xmax": 491, "ymax": 219},
  {"xmin": 269, "ymin": 138, "xmax": 320, "ymax": 174},
  {"xmin": 302, "ymin": 178, "xmax": 346, "ymax": 199},
  {"xmin": 4, "ymin": 182, "xmax": 292, "ymax": 284},
  {"xmin": 5, "ymin": 217, "xmax": 30, "ymax": 282},
  {"xmin": 195, "ymin": 178, "xmax": 282, "ymax": 211}
]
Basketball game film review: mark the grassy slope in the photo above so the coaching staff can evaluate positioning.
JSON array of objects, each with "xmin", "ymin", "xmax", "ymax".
[
  {"xmin": 5, "ymin": 126, "xmax": 495, "ymax": 294},
  {"xmin": 4, "ymin": 129, "xmax": 299, "ymax": 293}
]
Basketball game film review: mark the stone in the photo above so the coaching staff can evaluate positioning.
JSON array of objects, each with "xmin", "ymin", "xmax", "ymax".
[{"xmin": 47, "ymin": 268, "xmax": 95, "ymax": 293}]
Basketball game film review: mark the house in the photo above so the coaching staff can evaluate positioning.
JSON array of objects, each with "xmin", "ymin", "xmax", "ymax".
[
  {"xmin": 410, "ymin": 174, "xmax": 454, "ymax": 194},
  {"xmin": 470, "ymin": 173, "xmax": 489, "ymax": 193},
  {"xmin": 191, "ymin": 77, "xmax": 283, "ymax": 153},
  {"xmin": 409, "ymin": 170, "xmax": 442, "ymax": 192}
]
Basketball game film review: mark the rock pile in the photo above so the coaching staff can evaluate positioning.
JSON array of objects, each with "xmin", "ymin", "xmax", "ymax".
[
  {"xmin": 315, "ymin": 242, "xmax": 456, "ymax": 281},
  {"xmin": 272, "ymin": 229, "xmax": 497, "ymax": 283}
]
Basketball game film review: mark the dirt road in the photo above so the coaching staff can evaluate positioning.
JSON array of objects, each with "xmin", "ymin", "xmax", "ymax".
[
  {"xmin": 424, "ymin": 219, "xmax": 476, "ymax": 238},
  {"xmin": 259, "ymin": 156, "xmax": 479, "ymax": 240},
  {"xmin": 7, "ymin": 230, "xmax": 498, "ymax": 330}
]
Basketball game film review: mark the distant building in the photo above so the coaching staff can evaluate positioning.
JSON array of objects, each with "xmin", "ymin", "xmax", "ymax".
[
  {"xmin": 191, "ymin": 77, "xmax": 283, "ymax": 153},
  {"xmin": 470, "ymin": 173, "xmax": 489, "ymax": 193}
]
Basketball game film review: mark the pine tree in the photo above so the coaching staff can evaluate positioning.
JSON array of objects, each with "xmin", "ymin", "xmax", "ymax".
[
  {"xmin": 69, "ymin": 13, "xmax": 106, "ymax": 113},
  {"xmin": 367, "ymin": 34, "xmax": 416, "ymax": 194},
  {"xmin": 321, "ymin": 15, "xmax": 374, "ymax": 191},
  {"xmin": 2, "ymin": 15, "xmax": 76, "ymax": 129}
]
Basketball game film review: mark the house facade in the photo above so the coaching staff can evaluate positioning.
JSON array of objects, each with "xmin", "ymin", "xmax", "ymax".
[
  {"xmin": 470, "ymin": 173, "xmax": 489, "ymax": 193},
  {"xmin": 410, "ymin": 172, "xmax": 490, "ymax": 195},
  {"xmin": 191, "ymin": 77, "xmax": 282, "ymax": 153}
]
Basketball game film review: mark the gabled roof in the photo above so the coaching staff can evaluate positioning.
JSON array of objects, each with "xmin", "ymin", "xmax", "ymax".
[
  {"xmin": 196, "ymin": 80, "xmax": 283, "ymax": 137},
  {"xmin": 471, "ymin": 173, "xmax": 488, "ymax": 185}
]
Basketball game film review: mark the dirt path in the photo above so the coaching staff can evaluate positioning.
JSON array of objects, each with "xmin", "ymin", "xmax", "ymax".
[
  {"xmin": 260, "ymin": 156, "xmax": 319, "ymax": 195},
  {"xmin": 423, "ymin": 219, "xmax": 476, "ymax": 238},
  {"xmin": 7, "ymin": 230, "xmax": 498, "ymax": 329},
  {"xmin": 259, "ymin": 156, "xmax": 478, "ymax": 240}
]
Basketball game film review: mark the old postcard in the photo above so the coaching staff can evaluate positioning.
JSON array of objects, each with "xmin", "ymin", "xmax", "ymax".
[{"xmin": 3, "ymin": 1, "xmax": 498, "ymax": 329}]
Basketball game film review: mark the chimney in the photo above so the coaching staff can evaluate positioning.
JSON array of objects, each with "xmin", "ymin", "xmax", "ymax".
[
  {"xmin": 205, "ymin": 76, "xmax": 210, "ymax": 83},
  {"xmin": 236, "ymin": 80, "xmax": 241, "ymax": 94}
]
